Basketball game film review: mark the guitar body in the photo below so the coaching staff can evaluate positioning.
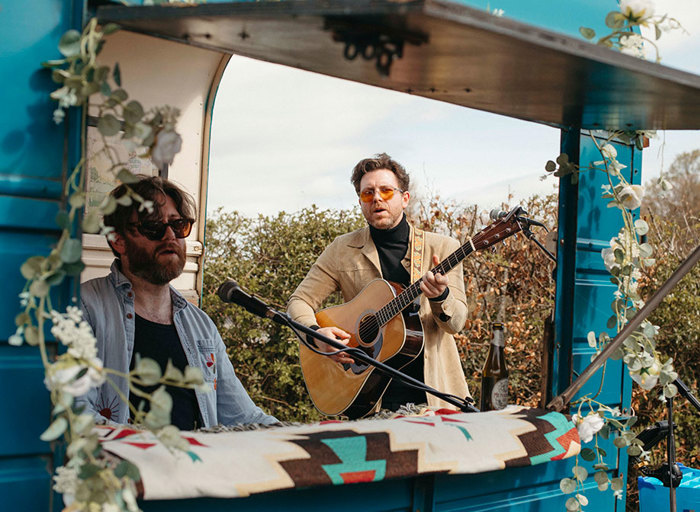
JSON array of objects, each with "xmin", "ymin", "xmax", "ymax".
[{"xmin": 299, "ymin": 279, "xmax": 424, "ymax": 418}]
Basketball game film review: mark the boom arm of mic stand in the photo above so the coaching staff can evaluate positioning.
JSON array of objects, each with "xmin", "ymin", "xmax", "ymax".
[{"xmin": 273, "ymin": 310, "xmax": 478, "ymax": 413}]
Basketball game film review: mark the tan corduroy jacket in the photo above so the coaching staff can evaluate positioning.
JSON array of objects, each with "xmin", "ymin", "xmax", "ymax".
[{"xmin": 287, "ymin": 223, "xmax": 471, "ymax": 410}]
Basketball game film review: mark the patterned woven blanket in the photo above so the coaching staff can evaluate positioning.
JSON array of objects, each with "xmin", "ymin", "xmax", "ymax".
[{"xmin": 97, "ymin": 405, "xmax": 580, "ymax": 500}]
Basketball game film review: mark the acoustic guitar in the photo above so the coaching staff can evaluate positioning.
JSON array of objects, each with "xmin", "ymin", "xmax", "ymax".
[{"xmin": 299, "ymin": 207, "xmax": 525, "ymax": 418}]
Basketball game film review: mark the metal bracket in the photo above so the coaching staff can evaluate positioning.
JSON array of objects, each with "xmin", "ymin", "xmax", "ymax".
[{"xmin": 324, "ymin": 17, "xmax": 427, "ymax": 76}]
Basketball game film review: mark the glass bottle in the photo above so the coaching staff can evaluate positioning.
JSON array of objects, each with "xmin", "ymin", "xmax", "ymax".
[{"xmin": 480, "ymin": 323, "xmax": 509, "ymax": 411}]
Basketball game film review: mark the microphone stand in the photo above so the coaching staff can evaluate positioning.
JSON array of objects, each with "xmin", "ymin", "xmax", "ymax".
[
  {"xmin": 636, "ymin": 377, "xmax": 700, "ymax": 512},
  {"xmin": 216, "ymin": 280, "xmax": 478, "ymax": 414},
  {"xmin": 277, "ymin": 311, "xmax": 479, "ymax": 414}
]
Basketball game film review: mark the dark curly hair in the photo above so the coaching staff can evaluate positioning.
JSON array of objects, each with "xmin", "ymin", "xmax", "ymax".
[
  {"xmin": 103, "ymin": 175, "xmax": 196, "ymax": 256},
  {"xmin": 350, "ymin": 153, "xmax": 410, "ymax": 194}
]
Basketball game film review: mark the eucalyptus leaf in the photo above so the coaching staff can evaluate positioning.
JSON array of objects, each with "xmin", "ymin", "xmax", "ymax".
[
  {"xmin": 69, "ymin": 193, "xmax": 85, "ymax": 209},
  {"xmin": 596, "ymin": 446, "xmax": 607, "ymax": 457},
  {"xmin": 78, "ymin": 463, "xmax": 101, "ymax": 480},
  {"xmin": 556, "ymin": 153, "xmax": 569, "ymax": 165},
  {"xmin": 560, "ymin": 477, "xmax": 577, "ymax": 494},
  {"xmin": 134, "ymin": 357, "xmax": 162, "ymax": 386},
  {"xmin": 101, "ymin": 195, "xmax": 118, "ymax": 215},
  {"xmin": 184, "ymin": 366, "xmax": 205, "ymax": 385},
  {"xmin": 113, "ymin": 62, "xmax": 122, "ymax": 87},
  {"xmin": 46, "ymin": 270, "xmax": 66, "ymax": 286},
  {"xmin": 56, "ymin": 210, "xmax": 71, "ymax": 230},
  {"xmin": 587, "ymin": 331, "xmax": 597, "ymax": 348},
  {"xmin": 100, "ymin": 80, "xmax": 112, "ymax": 98},
  {"xmin": 58, "ymin": 30, "xmax": 81, "ymax": 57},
  {"xmin": 164, "ymin": 359, "xmax": 184, "ymax": 382},
  {"xmin": 115, "ymin": 194, "xmax": 133, "ymax": 206},
  {"xmin": 611, "ymin": 476, "xmax": 624, "ymax": 491},
  {"xmin": 29, "ymin": 280, "xmax": 49, "ymax": 298},
  {"xmin": 40, "ymin": 416, "xmax": 68, "ymax": 441},
  {"xmin": 579, "ymin": 27, "xmax": 595, "ymax": 39},
  {"xmin": 613, "ymin": 436, "xmax": 627, "ymax": 448},
  {"xmin": 82, "ymin": 212, "xmax": 101, "ymax": 234},
  {"xmin": 20, "ymin": 256, "xmax": 45, "ymax": 279},
  {"xmin": 565, "ymin": 497, "xmax": 580, "ymax": 512},
  {"xmin": 607, "ymin": 315, "xmax": 617, "ymax": 329},
  {"xmin": 639, "ymin": 242, "xmax": 653, "ymax": 258},
  {"xmin": 605, "ymin": 11, "xmax": 625, "ymax": 29},
  {"xmin": 72, "ymin": 414, "xmax": 94, "ymax": 435},
  {"xmin": 573, "ymin": 466, "xmax": 588, "ymax": 481},
  {"xmin": 60, "ymin": 238, "xmax": 82, "ymax": 264},
  {"xmin": 63, "ymin": 260, "xmax": 86, "ymax": 276},
  {"xmin": 634, "ymin": 219, "xmax": 649, "ymax": 235},
  {"xmin": 580, "ymin": 447, "xmax": 596, "ymax": 461},
  {"xmin": 97, "ymin": 114, "xmax": 122, "ymax": 137},
  {"xmin": 545, "ymin": 160, "xmax": 556, "ymax": 172},
  {"xmin": 110, "ymin": 89, "xmax": 128, "ymax": 103},
  {"xmin": 24, "ymin": 326, "xmax": 39, "ymax": 346},
  {"xmin": 103, "ymin": 23, "xmax": 121, "ymax": 36},
  {"xmin": 117, "ymin": 168, "xmax": 139, "ymax": 184},
  {"xmin": 15, "ymin": 312, "xmax": 30, "ymax": 327},
  {"xmin": 123, "ymin": 100, "xmax": 144, "ymax": 124},
  {"xmin": 627, "ymin": 444, "xmax": 642, "ymax": 457}
]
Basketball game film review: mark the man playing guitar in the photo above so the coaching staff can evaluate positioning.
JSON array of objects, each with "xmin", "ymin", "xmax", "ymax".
[{"xmin": 287, "ymin": 153, "xmax": 470, "ymax": 416}]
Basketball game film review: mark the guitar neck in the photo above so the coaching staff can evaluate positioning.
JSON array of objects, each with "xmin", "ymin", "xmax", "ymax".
[{"xmin": 375, "ymin": 240, "xmax": 475, "ymax": 327}]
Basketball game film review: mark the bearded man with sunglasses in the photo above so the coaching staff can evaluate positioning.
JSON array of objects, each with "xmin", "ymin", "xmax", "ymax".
[
  {"xmin": 288, "ymin": 153, "xmax": 470, "ymax": 413},
  {"xmin": 78, "ymin": 176, "xmax": 277, "ymax": 429}
]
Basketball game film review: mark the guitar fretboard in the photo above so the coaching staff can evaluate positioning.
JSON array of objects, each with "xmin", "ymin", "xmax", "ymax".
[
  {"xmin": 373, "ymin": 208, "xmax": 523, "ymax": 327},
  {"xmin": 374, "ymin": 241, "xmax": 475, "ymax": 326}
]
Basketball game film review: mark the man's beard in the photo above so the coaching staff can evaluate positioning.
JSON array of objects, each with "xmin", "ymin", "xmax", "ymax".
[{"xmin": 124, "ymin": 239, "xmax": 186, "ymax": 285}]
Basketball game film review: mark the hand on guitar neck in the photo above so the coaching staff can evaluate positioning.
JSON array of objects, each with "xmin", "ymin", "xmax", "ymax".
[
  {"xmin": 419, "ymin": 255, "xmax": 449, "ymax": 299},
  {"xmin": 316, "ymin": 326, "xmax": 354, "ymax": 364}
]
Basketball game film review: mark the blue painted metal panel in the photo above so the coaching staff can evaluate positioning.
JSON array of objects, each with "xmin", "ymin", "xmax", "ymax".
[
  {"xmin": 0, "ymin": 345, "xmax": 52, "ymax": 456},
  {"xmin": 553, "ymin": 130, "xmax": 638, "ymax": 508},
  {"xmin": 0, "ymin": 2, "xmax": 83, "ymax": 511},
  {"xmin": 0, "ymin": 456, "xmax": 52, "ymax": 511}
]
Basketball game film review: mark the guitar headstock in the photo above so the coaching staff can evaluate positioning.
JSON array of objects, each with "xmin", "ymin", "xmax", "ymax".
[{"xmin": 471, "ymin": 206, "xmax": 525, "ymax": 250}]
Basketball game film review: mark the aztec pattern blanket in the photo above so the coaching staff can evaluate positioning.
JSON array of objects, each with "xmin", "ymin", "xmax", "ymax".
[{"xmin": 97, "ymin": 405, "xmax": 580, "ymax": 500}]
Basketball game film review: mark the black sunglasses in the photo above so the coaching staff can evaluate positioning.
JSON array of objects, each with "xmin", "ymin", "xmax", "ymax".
[{"xmin": 128, "ymin": 218, "xmax": 194, "ymax": 241}]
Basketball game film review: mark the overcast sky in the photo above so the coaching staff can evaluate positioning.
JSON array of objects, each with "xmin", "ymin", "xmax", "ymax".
[{"xmin": 207, "ymin": 0, "xmax": 699, "ymax": 218}]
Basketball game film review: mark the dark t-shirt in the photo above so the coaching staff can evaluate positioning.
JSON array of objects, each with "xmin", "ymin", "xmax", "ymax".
[{"xmin": 129, "ymin": 315, "xmax": 203, "ymax": 430}]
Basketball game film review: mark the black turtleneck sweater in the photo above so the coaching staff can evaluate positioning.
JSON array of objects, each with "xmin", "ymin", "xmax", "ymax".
[{"xmin": 369, "ymin": 214, "xmax": 426, "ymax": 409}]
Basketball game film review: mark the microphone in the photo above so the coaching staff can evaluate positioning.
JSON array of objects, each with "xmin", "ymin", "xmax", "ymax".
[
  {"xmin": 217, "ymin": 280, "xmax": 274, "ymax": 319},
  {"xmin": 489, "ymin": 208, "xmax": 508, "ymax": 221}
]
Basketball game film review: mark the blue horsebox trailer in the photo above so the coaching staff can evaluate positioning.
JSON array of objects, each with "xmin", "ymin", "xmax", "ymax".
[{"xmin": 2, "ymin": 1, "xmax": 700, "ymax": 511}]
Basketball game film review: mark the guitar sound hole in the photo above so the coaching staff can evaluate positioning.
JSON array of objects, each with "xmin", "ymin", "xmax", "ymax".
[{"xmin": 358, "ymin": 314, "xmax": 380, "ymax": 346}]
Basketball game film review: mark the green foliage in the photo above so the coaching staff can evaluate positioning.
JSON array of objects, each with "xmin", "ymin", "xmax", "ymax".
[{"xmin": 202, "ymin": 206, "xmax": 365, "ymax": 422}]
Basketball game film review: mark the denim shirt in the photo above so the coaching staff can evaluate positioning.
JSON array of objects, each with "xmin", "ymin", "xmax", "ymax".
[{"xmin": 77, "ymin": 261, "xmax": 277, "ymax": 428}]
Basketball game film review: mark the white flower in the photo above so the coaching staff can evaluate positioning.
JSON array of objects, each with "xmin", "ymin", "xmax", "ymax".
[
  {"xmin": 45, "ymin": 358, "xmax": 105, "ymax": 396},
  {"xmin": 620, "ymin": 33, "xmax": 646, "ymax": 58},
  {"xmin": 151, "ymin": 129, "xmax": 182, "ymax": 170},
  {"xmin": 53, "ymin": 465, "xmax": 78, "ymax": 495},
  {"xmin": 491, "ymin": 8, "xmax": 504, "ymax": 17},
  {"xmin": 572, "ymin": 413, "xmax": 605, "ymax": 443},
  {"xmin": 618, "ymin": 184, "xmax": 644, "ymax": 210},
  {"xmin": 620, "ymin": 0, "xmax": 655, "ymax": 21},
  {"xmin": 601, "ymin": 247, "xmax": 618, "ymax": 272},
  {"xmin": 631, "ymin": 359, "xmax": 661, "ymax": 390},
  {"xmin": 601, "ymin": 144, "xmax": 617, "ymax": 160},
  {"xmin": 50, "ymin": 307, "xmax": 98, "ymax": 360}
]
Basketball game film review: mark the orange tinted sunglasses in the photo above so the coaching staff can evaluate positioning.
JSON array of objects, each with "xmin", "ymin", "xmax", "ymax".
[{"xmin": 359, "ymin": 186, "xmax": 403, "ymax": 203}]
